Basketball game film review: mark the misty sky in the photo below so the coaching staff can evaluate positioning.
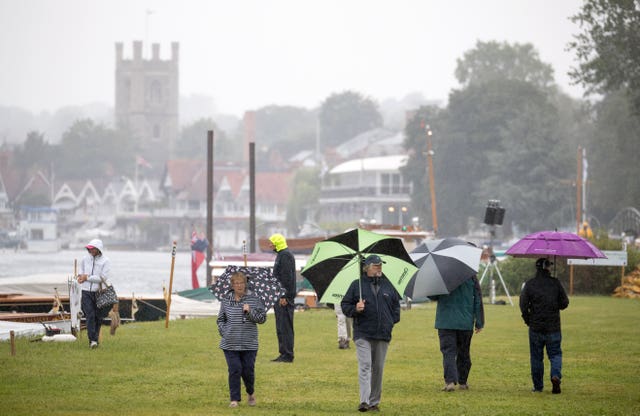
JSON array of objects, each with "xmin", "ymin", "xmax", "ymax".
[{"xmin": 0, "ymin": 0, "xmax": 585, "ymax": 118}]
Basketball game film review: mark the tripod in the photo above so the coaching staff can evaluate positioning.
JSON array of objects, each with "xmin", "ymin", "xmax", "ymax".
[{"xmin": 479, "ymin": 251, "xmax": 513, "ymax": 306}]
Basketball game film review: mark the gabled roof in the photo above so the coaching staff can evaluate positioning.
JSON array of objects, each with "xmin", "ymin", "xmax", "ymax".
[
  {"xmin": 223, "ymin": 171, "xmax": 247, "ymax": 198},
  {"xmin": 335, "ymin": 128, "xmax": 400, "ymax": 159},
  {"xmin": 14, "ymin": 171, "xmax": 52, "ymax": 204}
]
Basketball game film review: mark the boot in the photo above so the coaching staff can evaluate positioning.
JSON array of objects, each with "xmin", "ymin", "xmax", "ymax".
[{"xmin": 338, "ymin": 338, "xmax": 350, "ymax": 349}]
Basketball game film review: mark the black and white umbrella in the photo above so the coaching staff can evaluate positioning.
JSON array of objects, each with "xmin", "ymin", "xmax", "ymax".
[
  {"xmin": 405, "ymin": 238, "xmax": 482, "ymax": 298},
  {"xmin": 210, "ymin": 265, "xmax": 284, "ymax": 311}
]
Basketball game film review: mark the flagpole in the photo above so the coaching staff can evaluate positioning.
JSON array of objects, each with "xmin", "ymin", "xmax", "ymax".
[{"xmin": 165, "ymin": 241, "xmax": 177, "ymax": 328}]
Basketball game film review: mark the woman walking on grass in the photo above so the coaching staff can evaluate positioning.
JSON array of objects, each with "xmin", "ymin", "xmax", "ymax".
[{"xmin": 217, "ymin": 272, "xmax": 267, "ymax": 408}]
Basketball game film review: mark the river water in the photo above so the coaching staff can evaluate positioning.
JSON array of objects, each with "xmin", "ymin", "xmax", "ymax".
[{"xmin": 0, "ymin": 248, "xmax": 198, "ymax": 295}]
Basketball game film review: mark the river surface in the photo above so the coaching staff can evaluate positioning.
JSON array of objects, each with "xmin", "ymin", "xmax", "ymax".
[{"xmin": 0, "ymin": 248, "xmax": 199, "ymax": 295}]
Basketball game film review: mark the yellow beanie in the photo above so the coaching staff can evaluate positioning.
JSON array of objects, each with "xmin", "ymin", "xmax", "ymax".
[{"xmin": 269, "ymin": 233, "xmax": 288, "ymax": 251}]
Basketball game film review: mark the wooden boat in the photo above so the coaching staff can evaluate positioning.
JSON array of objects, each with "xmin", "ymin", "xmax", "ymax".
[
  {"xmin": 0, "ymin": 293, "xmax": 166, "ymax": 322},
  {"xmin": 357, "ymin": 223, "xmax": 433, "ymax": 251},
  {"xmin": 258, "ymin": 236, "xmax": 325, "ymax": 254}
]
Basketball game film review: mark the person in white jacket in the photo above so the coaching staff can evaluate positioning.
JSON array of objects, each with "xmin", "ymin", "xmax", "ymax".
[{"xmin": 77, "ymin": 238, "xmax": 112, "ymax": 348}]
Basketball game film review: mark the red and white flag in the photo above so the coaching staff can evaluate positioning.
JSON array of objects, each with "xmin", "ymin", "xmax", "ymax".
[
  {"xmin": 136, "ymin": 155, "xmax": 152, "ymax": 169},
  {"xmin": 190, "ymin": 231, "xmax": 209, "ymax": 289}
]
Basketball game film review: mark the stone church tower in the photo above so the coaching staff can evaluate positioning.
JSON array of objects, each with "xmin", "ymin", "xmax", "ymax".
[{"xmin": 115, "ymin": 41, "xmax": 179, "ymax": 168}]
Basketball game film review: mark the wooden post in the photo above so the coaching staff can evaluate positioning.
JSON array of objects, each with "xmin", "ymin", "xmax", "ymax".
[
  {"xmin": 165, "ymin": 241, "xmax": 177, "ymax": 328},
  {"xmin": 569, "ymin": 264, "xmax": 574, "ymax": 296},
  {"xmin": 206, "ymin": 130, "xmax": 214, "ymax": 287},
  {"xmin": 243, "ymin": 240, "xmax": 247, "ymax": 267},
  {"xmin": 10, "ymin": 330, "xmax": 16, "ymax": 356},
  {"xmin": 576, "ymin": 146, "xmax": 582, "ymax": 233},
  {"xmin": 249, "ymin": 142, "xmax": 256, "ymax": 252}
]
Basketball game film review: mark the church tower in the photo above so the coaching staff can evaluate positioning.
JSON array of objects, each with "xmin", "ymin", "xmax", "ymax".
[{"xmin": 115, "ymin": 41, "xmax": 179, "ymax": 168}]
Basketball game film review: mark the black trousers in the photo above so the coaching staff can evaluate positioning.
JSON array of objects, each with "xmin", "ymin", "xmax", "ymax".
[
  {"xmin": 274, "ymin": 302, "xmax": 294, "ymax": 360},
  {"xmin": 438, "ymin": 329, "xmax": 473, "ymax": 384},
  {"xmin": 81, "ymin": 291, "xmax": 108, "ymax": 343}
]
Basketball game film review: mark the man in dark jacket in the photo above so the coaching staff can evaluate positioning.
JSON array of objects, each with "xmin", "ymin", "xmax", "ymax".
[
  {"xmin": 269, "ymin": 233, "xmax": 296, "ymax": 363},
  {"xmin": 341, "ymin": 255, "xmax": 401, "ymax": 412},
  {"xmin": 520, "ymin": 258, "xmax": 569, "ymax": 394},
  {"xmin": 430, "ymin": 275, "xmax": 484, "ymax": 391}
]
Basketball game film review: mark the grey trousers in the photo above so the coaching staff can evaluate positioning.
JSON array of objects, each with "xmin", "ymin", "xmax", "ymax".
[{"xmin": 355, "ymin": 338, "xmax": 389, "ymax": 406}]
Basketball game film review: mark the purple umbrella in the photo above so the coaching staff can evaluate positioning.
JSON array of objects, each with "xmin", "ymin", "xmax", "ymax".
[{"xmin": 505, "ymin": 231, "xmax": 606, "ymax": 259}]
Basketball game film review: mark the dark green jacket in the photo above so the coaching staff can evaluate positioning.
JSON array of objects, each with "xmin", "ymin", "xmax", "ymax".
[{"xmin": 432, "ymin": 277, "xmax": 484, "ymax": 331}]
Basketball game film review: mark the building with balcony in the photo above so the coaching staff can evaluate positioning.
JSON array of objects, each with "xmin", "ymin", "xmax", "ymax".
[{"xmin": 317, "ymin": 154, "xmax": 414, "ymax": 226}]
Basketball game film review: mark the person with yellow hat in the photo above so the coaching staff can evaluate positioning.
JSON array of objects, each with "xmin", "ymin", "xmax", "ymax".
[{"xmin": 268, "ymin": 233, "xmax": 296, "ymax": 363}]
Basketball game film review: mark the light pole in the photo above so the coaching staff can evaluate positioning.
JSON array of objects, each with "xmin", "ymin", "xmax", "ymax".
[{"xmin": 425, "ymin": 124, "xmax": 438, "ymax": 236}]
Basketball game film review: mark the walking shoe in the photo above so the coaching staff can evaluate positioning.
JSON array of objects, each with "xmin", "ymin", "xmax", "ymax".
[
  {"xmin": 229, "ymin": 401, "xmax": 238, "ymax": 408},
  {"xmin": 358, "ymin": 402, "xmax": 369, "ymax": 412},
  {"xmin": 89, "ymin": 341, "xmax": 98, "ymax": 349},
  {"xmin": 531, "ymin": 388, "xmax": 543, "ymax": 393},
  {"xmin": 441, "ymin": 383, "xmax": 455, "ymax": 392},
  {"xmin": 271, "ymin": 356, "xmax": 284, "ymax": 362},
  {"xmin": 459, "ymin": 383, "xmax": 469, "ymax": 390},
  {"xmin": 368, "ymin": 404, "xmax": 380, "ymax": 412},
  {"xmin": 338, "ymin": 339, "xmax": 350, "ymax": 349},
  {"xmin": 247, "ymin": 394, "xmax": 256, "ymax": 406},
  {"xmin": 551, "ymin": 376, "xmax": 561, "ymax": 394}
]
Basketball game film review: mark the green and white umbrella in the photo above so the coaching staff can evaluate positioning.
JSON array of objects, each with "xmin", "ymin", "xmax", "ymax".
[{"xmin": 301, "ymin": 228, "xmax": 417, "ymax": 303}]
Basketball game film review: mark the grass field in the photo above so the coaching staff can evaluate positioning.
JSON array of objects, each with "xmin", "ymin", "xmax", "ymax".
[{"xmin": 2, "ymin": 296, "xmax": 639, "ymax": 415}]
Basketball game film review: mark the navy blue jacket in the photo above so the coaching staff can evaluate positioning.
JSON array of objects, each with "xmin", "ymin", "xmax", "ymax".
[
  {"xmin": 217, "ymin": 290, "xmax": 267, "ymax": 351},
  {"xmin": 341, "ymin": 274, "xmax": 400, "ymax": 342},
  {"xmin": 273, "ymin": 248, "xmax": 297, "ymax": 302}
]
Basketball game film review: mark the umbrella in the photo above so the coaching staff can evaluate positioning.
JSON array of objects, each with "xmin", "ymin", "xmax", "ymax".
[
  {"xmin": 406, "ymin": 238, "xmax": 483, "ymax": 298},
  {"xmin": 301, "ymin": 228, "xmax": 418, "ymax": 304},
  {"xmin": 210, "ymin": 265, "xmax": 284, "ymax": 310},
  {"xmin": 505, "ymin": 231, "xmax": 606, "ymax": 259}
]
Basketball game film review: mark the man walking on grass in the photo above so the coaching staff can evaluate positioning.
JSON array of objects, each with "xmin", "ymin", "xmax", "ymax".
[{"xmin": 520, "ymin": 258, "xmax": 569, "ymax": 394}]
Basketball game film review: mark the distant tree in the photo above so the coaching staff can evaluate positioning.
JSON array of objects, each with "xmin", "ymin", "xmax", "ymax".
[
  {"xmin": 286, "ymin": 167, "xmax": 321, "ymax": 234},
  {"xmin": 455, "ymin": 40, "xmax": 555, "ymax": 90},
  {"xmin": 177, "ymin": 118, "xmax": 236, "ymax": 161},
  {"xmin": 250, "ymin": 105, "xmax": 316, "ymax": 161},
  {"xmin": 319, "ymin": 91, "xmax": 383, "ymax": 148},
  {"xmin": 402, "ymin": 79, "xmax": 575, "ymax": 237},
  {"xmin": 569, "ymin": 0, "xmax": 640, "ymax": 113},
  {"xmin": 442, "ymin": 80, "xmax": 573, "ymax": 235},
  {"xmin": 56, "ymin": 119, "xmax": 133, "ymax": 179},
  {"xmin": 13, "ymin": 131, "xmax": 53, "ymax": 171},
  {"xmin": 587, "ymin": 90, "xmax": 640, "ymax": 224}
]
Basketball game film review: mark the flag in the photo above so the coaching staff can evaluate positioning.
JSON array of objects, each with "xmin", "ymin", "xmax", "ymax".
[
  {"xmin": 191, "ymin": 231, "xmax": 209, "ymax": 289},
  {"xmin": 136, "ymin": 155, "xmax": 152, "ymax": 169}
]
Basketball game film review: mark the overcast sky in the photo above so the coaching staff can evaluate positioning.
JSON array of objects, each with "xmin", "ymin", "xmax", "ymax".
[{"xmin": 0, "ymin": 0, "xmax": 585, "ymax": 118}]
